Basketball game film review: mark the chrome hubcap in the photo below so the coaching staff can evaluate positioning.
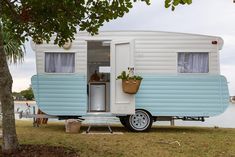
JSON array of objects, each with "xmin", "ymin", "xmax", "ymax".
[{"xmin": 130, "ymin": 110, "xmax": 150, "ymax": 130}]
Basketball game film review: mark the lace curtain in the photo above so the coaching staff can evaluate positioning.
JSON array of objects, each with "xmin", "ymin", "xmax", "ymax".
[
  {"xmin": 178, "ymin": 52, "xmax": 209, "ymax": 73},
  {"xmin": 45, "ymin": 53, "xmax": 75, "ymax": 73}
]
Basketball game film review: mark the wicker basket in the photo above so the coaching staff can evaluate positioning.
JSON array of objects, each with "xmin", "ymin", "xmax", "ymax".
[{"xmin": 122, "ymin": 79, "xmax": 142, "ymax": 94}]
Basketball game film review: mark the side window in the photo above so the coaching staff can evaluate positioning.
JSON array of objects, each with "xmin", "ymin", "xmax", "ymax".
[
  {"xmin": 178, "ymin": 52, "xmax": 209, "ymax": 73},
  {"xmin": 45, "ymin": 53, "xmax": 75, "ymax": 73}
]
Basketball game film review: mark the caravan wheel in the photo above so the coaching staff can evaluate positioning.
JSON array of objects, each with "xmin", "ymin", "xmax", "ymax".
[{"xmin": 126, "ymin": 109, "xmax": 153, "ymax": 132}]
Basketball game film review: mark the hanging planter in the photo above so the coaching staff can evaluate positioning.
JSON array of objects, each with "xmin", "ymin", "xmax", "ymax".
[
  {"xmin": 117, "ymin": 71, "xmax": 143, "ymax": 94},
  {"xmin": 122, "ymin": 79, "xmax": 142, "ymax": 94}
]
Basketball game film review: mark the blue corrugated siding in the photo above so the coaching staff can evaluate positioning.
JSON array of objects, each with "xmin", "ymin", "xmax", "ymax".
[
  {"xmin": 31, "ymin": 74, "xmax": 87, "ymax": 116},
  {"xmin": 136, "ymin": 75, "xmax": 229, "ymax": 117},
  {"xmin": 32, "ymin": 74, "xmax": 229, "ymax": 117}
]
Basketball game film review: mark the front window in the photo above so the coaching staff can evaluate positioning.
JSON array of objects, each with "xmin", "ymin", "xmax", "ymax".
[
  {"xmin": 178, "ymin": 52, "xmax": 209, "ymax": 73},
  {"xmin": 45, "ymin": 53, "xmax": 75, "ymax": 73}
]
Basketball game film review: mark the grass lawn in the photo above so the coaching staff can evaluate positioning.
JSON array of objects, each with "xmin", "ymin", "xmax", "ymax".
[{"xmin": 8, "ymin": 121, "xmax": 235, "ymax": 157}]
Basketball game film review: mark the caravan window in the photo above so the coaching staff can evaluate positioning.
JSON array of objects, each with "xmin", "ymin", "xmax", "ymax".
[
  {"xmin": 178, "ymin": 52, "xmax": 209, "ymax": 73},
  {"xmin": 45, "ymin": 53, "xmax": 75, "ymax": 73}
]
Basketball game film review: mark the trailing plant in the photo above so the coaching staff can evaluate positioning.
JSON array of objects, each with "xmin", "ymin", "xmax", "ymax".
[
  {"xmin": 117, "ymin": 71, "xmax": 129, "ymax": 80},
  {"xmin": 130, "ymin": 75, "xmax": 143, "ymax": 81},
  {"xmin": 116, "ymin": 71, "xmax": 143, "ymax": 81}
]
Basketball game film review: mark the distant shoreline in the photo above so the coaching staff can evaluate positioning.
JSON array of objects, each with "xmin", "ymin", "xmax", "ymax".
[
  {"xmin": 13, "ymin": 101, "xmax": 235, "ymax": 105},
  {"xmin": 14, "ymin": 101, "xmax": 36, "ymax": 105}
]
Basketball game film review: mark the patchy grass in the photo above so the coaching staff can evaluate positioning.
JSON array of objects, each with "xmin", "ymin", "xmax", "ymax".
[{"xmin": 4, "ymin": 121, "xmax": 235, "ymax": 157}]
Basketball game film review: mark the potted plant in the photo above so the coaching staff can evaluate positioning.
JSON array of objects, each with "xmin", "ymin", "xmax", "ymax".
[{"xmin": 116, "ymin": 71, "xmax": 143, "ymax": 94}]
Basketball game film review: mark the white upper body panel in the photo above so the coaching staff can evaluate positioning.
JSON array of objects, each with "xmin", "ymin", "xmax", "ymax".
[{"xmin": 31, "ymin": 31, "xmax": 223, "ymax": 75}]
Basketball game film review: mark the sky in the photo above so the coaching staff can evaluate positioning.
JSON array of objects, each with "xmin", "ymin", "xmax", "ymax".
[{"xmin": 9, "ymin": 0, "xmax": 235, "ymax": 95}]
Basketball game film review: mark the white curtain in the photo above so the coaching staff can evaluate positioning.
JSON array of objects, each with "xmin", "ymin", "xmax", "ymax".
[
  {"xmin": 178, "ymin": 53, "xmax": 209, "ymax": 73},
  {"xmin": 45, "ymin": 53, "xmax": 75, "ymax": 73}
]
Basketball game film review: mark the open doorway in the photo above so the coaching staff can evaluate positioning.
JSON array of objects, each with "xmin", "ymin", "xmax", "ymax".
[{"xmin": 87, "ymin": 41, "xmax": 111, "ymax": 113}]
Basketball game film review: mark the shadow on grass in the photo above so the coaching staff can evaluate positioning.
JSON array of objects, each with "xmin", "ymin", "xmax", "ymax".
[
  {"xmin": 17, "ymin": 121, "xmax": 219, "ymax": 134},
  {"xmin": 80, "ymin": 125, "xmax": 128, "ymax": 133},
  {"xmin": 151, "ymin": 126, "xmax": 215, "ymax": 133},
  {"xmin": 79, "ymin": 125, "xmax": 218, "ymax": 134}
]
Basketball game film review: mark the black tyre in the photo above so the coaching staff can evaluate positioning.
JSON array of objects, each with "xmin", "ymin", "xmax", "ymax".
[
  {"xmin": 126, "ymin": 109, "xmax": 153, "ymax": 132},
  {"xmin": 119, "ymin": 116, "xmax": 127, "ymax": 127}
]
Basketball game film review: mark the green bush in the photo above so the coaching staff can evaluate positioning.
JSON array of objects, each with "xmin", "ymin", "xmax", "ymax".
[{"xmin": 20, "ymin": 87, "xmax": 34, "ymax": 100}]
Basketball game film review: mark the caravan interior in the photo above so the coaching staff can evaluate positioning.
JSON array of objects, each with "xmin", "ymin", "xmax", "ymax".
[{"xmin": 87, "ymin": 41, "xmax": 111, "ymax": 113}]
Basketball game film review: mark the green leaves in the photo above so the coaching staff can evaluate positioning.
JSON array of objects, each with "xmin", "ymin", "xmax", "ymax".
[
  {"xmin": 173, "ymin": 0, "xmax": 180, "ymax": 6},
  {"xmin": 1, "ymin": 0, "xmax": 192, "ymax": 47},
  {"xmin": 116, "ymin": 71, "xmax": 143, "ymax": 81},
  {"xmin": 164, "ymin": 0, "xmax": 193, "ymax": 11},
  {"xmin": 20, "ymin": 87, "xmax": 34, "ymax": 100},
  {"xmin": 165, "ymin": 0, "xmax": 171, "ymax": 8},
  {"xmin": 1, "ymin": 0, "xmax": 151, "ymax": 46},
  {"xmin": 117, "ymin": 71, "xmax": 130, "ymax": 80},
  {"xmin": 183, "ymin": 0, "xmax": 192, "ymax": 4},
  {"xmin": 3, "ymin": 31, "xmax": 25, "ymax": 64}
]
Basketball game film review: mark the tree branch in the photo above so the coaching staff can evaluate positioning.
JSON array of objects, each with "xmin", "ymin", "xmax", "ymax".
[{"xmin": 2, "ymin": 0, "xmax": 21, "ymax": 22}]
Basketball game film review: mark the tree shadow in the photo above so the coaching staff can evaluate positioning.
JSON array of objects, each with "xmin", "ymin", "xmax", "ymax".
[
  {"xmin": 29, "ymin": 122, "xmax": 217, "ymax": 134},
  {"xmin": 150, "ymin": 126, "xmax": 216, "ymax": 133},
  {"xmin": 80, "ymin": 125, "xmax": 128, "ymax": 133}
]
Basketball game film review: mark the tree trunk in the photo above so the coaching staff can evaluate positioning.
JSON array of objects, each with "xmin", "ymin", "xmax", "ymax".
[{"xmin": 0, "ymin": 23, "xmax": 19, "ymax": 154}]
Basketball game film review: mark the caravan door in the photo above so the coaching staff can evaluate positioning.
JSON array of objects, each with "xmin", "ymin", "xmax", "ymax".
[{"xmin": 110, "ymin": 41, "xmax": 135, "ymax": 115}]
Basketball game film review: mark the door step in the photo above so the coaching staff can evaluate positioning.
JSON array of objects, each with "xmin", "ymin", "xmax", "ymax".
[{"xmin": 82, "ymin": 116, "xmax": 120, "ymax": 133}]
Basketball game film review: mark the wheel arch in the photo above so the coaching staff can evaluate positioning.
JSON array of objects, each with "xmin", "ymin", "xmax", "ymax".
[{"xmin": 135, "ymin": 108, "xmax": 153, "ymax": 117}]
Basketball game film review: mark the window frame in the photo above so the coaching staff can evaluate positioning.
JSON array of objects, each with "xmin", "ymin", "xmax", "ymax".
[
  {"xmin": 177, "ymin": 52, "xmax": 210, "ymax": 74},
  {"xmin": 44, "ymin": 52, "xmax": 76, "ymax": 74}
]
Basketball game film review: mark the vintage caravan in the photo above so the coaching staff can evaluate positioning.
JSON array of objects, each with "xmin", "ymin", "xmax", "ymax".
[{"xmin": 31, "ymin": 31, "xmax": 229, "ymax": 132}]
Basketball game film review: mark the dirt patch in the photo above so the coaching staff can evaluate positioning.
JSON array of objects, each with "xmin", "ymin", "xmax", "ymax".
[{"xmin": 1, "ymin": 145, "xmax": 79, "ymax": 157}]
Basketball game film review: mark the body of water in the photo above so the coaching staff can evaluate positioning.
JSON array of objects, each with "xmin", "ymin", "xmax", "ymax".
[
  {"xmin": 14, "ymin": 102, "xmax": 235, "ymax": 128},
  {"xmin": 157, "ymin": 104, "xmax": 235, "ymax": 128}
]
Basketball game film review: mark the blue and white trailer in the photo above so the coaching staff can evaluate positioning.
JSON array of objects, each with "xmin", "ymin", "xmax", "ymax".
[{"xmin": 31, "ymin": 31, "xmax": 229, "ymax": 132}]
